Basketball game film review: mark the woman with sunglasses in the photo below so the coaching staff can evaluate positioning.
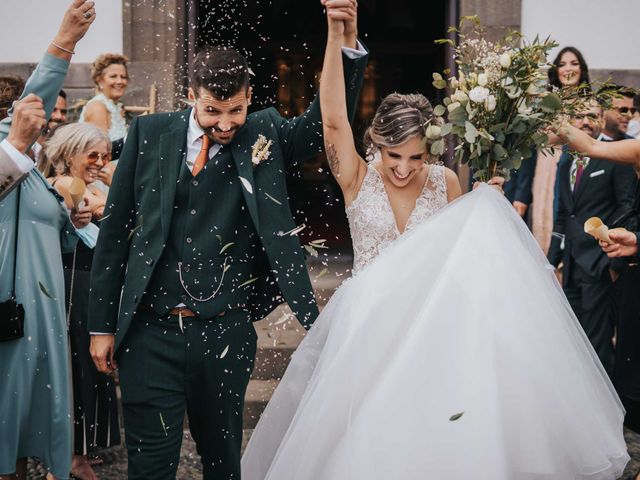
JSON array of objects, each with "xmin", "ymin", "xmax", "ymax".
[{"xmin": 38, "ymin": 122, "xmax": 121, "ymax": 480}]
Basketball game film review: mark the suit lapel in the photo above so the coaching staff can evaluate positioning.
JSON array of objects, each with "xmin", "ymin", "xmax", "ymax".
[
  {"xmin": 231, "ymin": 127, "xmax": 260, "ymax": 231},
  {"xmin": 158, "ymin": 110, "xmax": 190, "ymax": 241}
]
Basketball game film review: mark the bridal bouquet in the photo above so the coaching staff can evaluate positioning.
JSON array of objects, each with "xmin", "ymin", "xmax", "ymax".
[{"xmin": 426, "ymin": 17, "xmax": 581, "ymax": 181}]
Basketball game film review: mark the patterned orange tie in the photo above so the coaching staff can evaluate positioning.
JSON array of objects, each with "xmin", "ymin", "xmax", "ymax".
[{"xmin": 192, "ymin": 134, "xmax": 210, "ymax": 176}]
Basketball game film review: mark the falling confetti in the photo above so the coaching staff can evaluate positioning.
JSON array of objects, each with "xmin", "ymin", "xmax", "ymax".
[
  {"xmin": 159, "ymin": 413, "xmax": 168, "ymax": 436},
  {"xmin": 220, "ymin": 345, "xmax": 230, "ymax": 359},
  {"xmin": 38, "ymin": 281, "xmax": 54, "ymax": 299},
  {"xmin": 220, "ymin": 242, "xmax": 235, "ymax": 254},
  {"xmin": 239, "ymin": 176, "xmax": 253, "ymax": 194},
  {"xmin": 128, "ymin": 215, "xmax": 144, "ymax": 240},
  {"xmin": 265, "ymin": 192, "xmax": 282, "ymax": 205},
  {"xmin": 304, "ymin": 245, "xmax": 318, "ymax": 257},
  {"xmin": 315, "ymin": 268, "xmax": 329, "ymax": 279},
  {"xmin": 449, "ymin": 412, "xmax": 465, "ymax": 421},
  {"xmin": 239, "ymin": 277, "xmax": 258, "ymax": 288}
]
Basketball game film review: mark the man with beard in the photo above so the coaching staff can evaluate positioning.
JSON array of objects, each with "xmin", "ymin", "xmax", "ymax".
[
  {"xmin": 548, "ymin": 98, "xmax": 636, "ymax": 374},
  {"xmin": 602, "ymin": 88, "xmax": 637, "ymax": 141},
  {"xmin": 88, "ymin": 1, "xmax": 367, "ymax": 477},
  {"xmin": 32, "ymin": 89, "xmax": 68, "ymax": 158}
]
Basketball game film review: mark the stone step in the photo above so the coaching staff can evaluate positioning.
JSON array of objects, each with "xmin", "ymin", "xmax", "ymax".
[{"xmin": 243, "ymin": 379, "xmax": 279, "ymax": 429}]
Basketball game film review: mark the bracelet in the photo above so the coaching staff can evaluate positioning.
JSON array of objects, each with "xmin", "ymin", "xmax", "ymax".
[{"xmin": 51, "ymin": 41, "xmax": 75, "ymax": 55}]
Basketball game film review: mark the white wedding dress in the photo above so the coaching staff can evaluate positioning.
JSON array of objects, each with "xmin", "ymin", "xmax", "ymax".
[{"xmin": 242, "ymin": 163, "xmax": 629, "ymax": 480}]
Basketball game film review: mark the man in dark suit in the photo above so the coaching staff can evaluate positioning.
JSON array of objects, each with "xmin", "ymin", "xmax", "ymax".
[
  {"xmin": 548, "ymin": 99, "xmax": 636, "ymax": 374},
  {"xmin": 88, "ymin": 5, "xmax": 367, "ymax": 478},
  {"xmin": 504, "ymin": 152, "xmax": 536, "ymax": 220}
]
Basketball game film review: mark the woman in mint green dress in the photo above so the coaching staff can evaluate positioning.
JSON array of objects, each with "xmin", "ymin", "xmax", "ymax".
[
  {"xmin": 0, "ymin": 2, "xmax": 96, "ymax": 476},
  {"xmin": 0, "ymin": 166, "xmax": 79, "ymax": 478}
]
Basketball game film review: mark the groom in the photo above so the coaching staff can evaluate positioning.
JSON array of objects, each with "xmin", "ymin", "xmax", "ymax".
[{"xmin": 88, "ymin": 2, "xmax": 367, "ymax": 478}]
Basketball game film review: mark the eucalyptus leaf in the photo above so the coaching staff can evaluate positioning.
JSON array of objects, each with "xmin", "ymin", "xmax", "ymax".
[
  {"xmin": 541, "ymin": 92, "xmax": 562, "ymax": 112},
  {"xmin": 434, "ymin": 105, "xmax": 446, "ymax": 116},
  {"xmin": 430, "ymin": 139, "xmax": 446, "ymax": 156},
  {"xmin": 492, "ymin": 143, "xmax": 508, "ymax": 159},
  {"xmin": 440, "ymin": 123, "xmax": 453, "ymax": 136},
  {"xmin": 448, "ymin": 107, "xmax": 467, "ymax": 125},
  {"xmin": 433, "ymin": 79, "xmax": 447, "ymax": 90}
]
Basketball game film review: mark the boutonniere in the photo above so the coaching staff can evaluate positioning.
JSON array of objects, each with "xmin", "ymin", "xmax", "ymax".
[{"xmin": 251, "ymin": 134, "xmax": 273, "ymax": 167}]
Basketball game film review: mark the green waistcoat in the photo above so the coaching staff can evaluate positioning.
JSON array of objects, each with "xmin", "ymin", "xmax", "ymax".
[{"xmin": 142, "ymin": 147, "xmax": 259, "ymax": 318}]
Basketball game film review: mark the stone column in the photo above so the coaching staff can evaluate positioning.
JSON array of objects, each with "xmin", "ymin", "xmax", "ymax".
[
  {"xmin": 459, "ymin": 0, "xmax": 521, "ymax": 40},
  {"xmin": 122, "ymin": 0, "xmax": 189, "ymax": 112}
]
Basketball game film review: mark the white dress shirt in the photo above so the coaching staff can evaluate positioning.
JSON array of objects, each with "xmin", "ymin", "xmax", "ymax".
[{"xmin": 0, "ymin": 139, "xmax": 36, "ymax": 174}]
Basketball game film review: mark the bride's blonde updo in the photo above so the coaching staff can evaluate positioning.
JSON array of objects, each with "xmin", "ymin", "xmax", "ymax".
[{"xmin": 363, "ymin": 93, "xmax": 439, "ymax": 161}]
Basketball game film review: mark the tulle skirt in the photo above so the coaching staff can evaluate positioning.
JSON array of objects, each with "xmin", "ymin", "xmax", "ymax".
[{"xmin": 242, "ymin": 185, "xmax": 629, "ymax": 480}]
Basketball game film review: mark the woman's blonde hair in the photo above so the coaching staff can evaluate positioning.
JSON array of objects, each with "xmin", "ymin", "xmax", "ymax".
[
  {"xmin": 363, "ymin": 93, "xmax": 439, "ymax": 161},
  {"xmin": 91, "ymin": 53, "xmax": 129, "ymax": 86},
  {"xmin": 38, "ymin": 123, "xmax": 111, "ymax": 178}
]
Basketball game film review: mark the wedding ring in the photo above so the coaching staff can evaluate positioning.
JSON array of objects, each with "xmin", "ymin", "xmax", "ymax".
[{"xmin": 84, "ymin": 11, "xmax": 92, "ymax": 19}]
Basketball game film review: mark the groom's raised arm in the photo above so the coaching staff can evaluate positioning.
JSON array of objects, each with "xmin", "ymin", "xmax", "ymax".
[{"xmin": 273, "ymin": 7, "xmax": 368, "ymax": 170}]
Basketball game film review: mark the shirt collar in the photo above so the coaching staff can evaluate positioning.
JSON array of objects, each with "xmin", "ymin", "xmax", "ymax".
[
  {"xmin": 187, "ymin": 108, "xmax": 206, "ymax": 147},
  {"xmin": 598, "ymin": 132, "xmax": 614, "ymax": 142}
]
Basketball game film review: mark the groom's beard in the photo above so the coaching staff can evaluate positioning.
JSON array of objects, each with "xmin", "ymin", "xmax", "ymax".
[{"xmin": 202, "ymin": 124, "xmax": 241, "ymax": 144}]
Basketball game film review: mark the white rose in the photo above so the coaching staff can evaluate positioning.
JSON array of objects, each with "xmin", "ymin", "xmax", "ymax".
[
  {"xmin": 506, "ymin": 86, "xmax": 523, "ymax": 100},
  {"xmin": 425, "ymin": 125, "xmax": 442, "ymax": 140},
  {"xmin": 526, "ymin": 83, "xmax": 545, "ymax": 96},
  {"xmin": 484, "ymin": 95, "xmax": 497, "ymax": 112},
  {"xmin": 518, "ymin": 101, "xmax": 532, "ymax": 115},
  {"xmin": 447, "ymin": 101, "xmax": 461, "ymax": 112},
  {"xmin": 500, "ymin": 52, "xmax": 512, "ymax": 69},
  {"xmin": 468, "ymin": 86, "xmax": 490, "ymax": 104},
  {"xmin": 478, "ymin": 73, "xmax": 488, "ymax": 87}
]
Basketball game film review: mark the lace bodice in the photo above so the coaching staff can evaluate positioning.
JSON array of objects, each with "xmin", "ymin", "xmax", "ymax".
[
  {"xmin": 346, "ymin": 163, "xmax": 448, "ymax": 274},
  {"xmin": 79, "ymin": 93, "xmax": 128, "ymax": 141}
]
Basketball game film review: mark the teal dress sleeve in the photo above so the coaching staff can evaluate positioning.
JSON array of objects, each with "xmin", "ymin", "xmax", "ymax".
[{"xmin": 0, "ymin": 53, "xmax": 70, "ymax": 142}]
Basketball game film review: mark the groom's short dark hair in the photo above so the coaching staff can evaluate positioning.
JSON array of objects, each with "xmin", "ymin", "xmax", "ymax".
[{"xmin": 191, "ymin": 47, "xmax": 250, "ymax": 99}]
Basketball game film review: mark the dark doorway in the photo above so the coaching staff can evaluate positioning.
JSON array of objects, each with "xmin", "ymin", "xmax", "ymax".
[{"xmin": 195, "ymin": 0, "xmax": 450, "ymax": 254}]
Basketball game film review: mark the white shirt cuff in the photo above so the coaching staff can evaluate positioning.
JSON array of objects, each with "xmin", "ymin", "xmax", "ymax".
[
  {"xmin": 90, "ymin": 332, "xmax": 113, "ymax": 335},
  {"xmin": 341, "ymin": 40, "xmax": 366, "ymax": 59},
  {"xmin": 0, "ymin": 139, "xmax": 35, "ymax": 174}
]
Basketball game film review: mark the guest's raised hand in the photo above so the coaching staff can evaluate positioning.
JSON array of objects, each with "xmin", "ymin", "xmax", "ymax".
[
  {"xmin": 50, "ymin": 0, "xmax": 96, "ymax": 60},
  {"xmin": 6, "ymin": 94, "xmax": 46, "ymax": 153},
  {"xmin": 599, "ymin": 229, "xmax": 638, "ymax": 258},
  {"xmin": 70, "ymin": 199, "xmax": 92, "ymax": 229}
]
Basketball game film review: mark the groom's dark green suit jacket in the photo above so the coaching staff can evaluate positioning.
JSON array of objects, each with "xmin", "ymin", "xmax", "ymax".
[{"xmin": 89, "ymin": 50, "xmax": 368, "ymax": 351}]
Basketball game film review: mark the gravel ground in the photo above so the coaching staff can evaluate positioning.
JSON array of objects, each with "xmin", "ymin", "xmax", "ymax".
[{"xmin": 25, "ymin": 427, "xmax": 640, "ymax": 479}]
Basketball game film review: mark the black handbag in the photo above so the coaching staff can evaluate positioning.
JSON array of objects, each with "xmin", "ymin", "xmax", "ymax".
[{"xmin": 0, "ymin": 185, "xmax": 24, "ymax": 341}]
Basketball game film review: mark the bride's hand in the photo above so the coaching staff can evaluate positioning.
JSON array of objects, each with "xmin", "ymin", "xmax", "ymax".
[
  {"xmin": 473, "ymin": 176, "xmax": 505, "ymax": 194},
  {"xmin": 322, "ymin": 0, "xmax": 356, "ymax": 38}
]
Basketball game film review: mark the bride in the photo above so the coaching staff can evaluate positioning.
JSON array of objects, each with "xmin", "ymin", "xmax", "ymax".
[{"xmin": 241, "ymin": 1, "xmax": 630, "ymax": 478}]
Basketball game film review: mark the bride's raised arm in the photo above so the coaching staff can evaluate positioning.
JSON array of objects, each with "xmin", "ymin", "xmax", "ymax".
[
  {"xmin": 320, "ymin": 0, "xmax": 368, "ymax": 204},
  {"xmin": 560, "ymin": 124, "xmax": 640, "ymax": 169}
]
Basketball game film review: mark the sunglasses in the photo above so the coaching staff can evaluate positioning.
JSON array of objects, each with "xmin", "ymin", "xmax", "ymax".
[
  {"xmin": 86, "ymin": 151, "xmax": 111, "ymax": 161},
  {"xmin": 615, "ymin": 107, "xmax": 638, "ymax": 115}
]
